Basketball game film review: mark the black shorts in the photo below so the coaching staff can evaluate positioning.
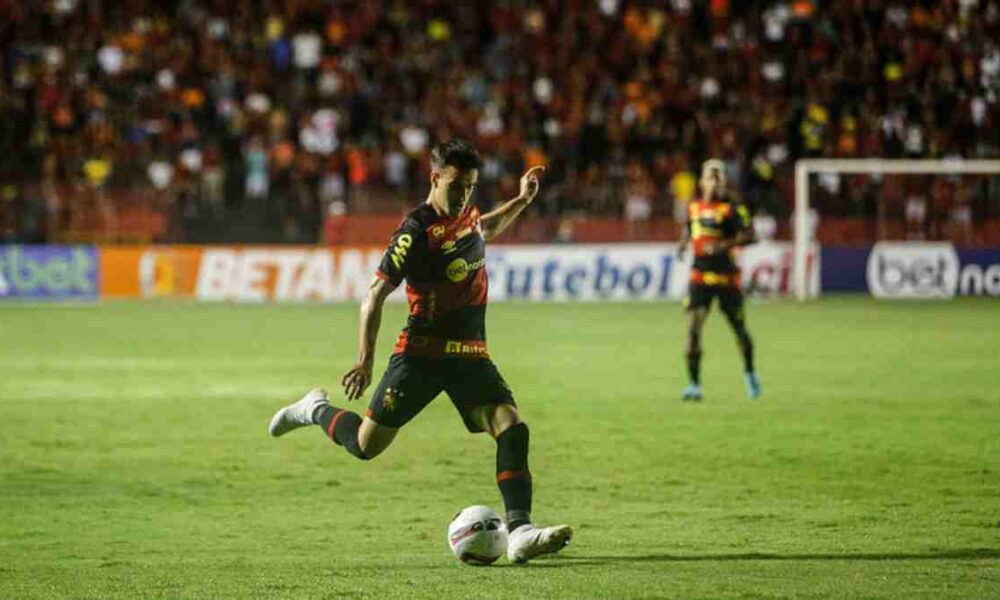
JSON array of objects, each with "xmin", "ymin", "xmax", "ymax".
[
  {"xmin": 685, "ymin": 284, "xmax": 745, "ymax": 322},
  {"xmin": 366, "ymin": 354, "xmax": 516, "ymax": 433}
]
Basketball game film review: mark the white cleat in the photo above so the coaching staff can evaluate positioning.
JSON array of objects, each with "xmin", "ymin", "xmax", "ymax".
[
  {"xmin": 507, "ymin": 523, "xmax": 573, "ymax": 564},
  {"xmin": 268, "ymin": 388, "xmax": 329, "ymax": 437}
]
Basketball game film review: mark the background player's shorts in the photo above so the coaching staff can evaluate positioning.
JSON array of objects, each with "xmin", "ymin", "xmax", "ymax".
[
  {"xmin": 685, "ymin": 284, "xmax": 745, "ymax": 322},
  {"xmin": 366, "ymin": 354, "xmax": 515, "ymax": 432}
]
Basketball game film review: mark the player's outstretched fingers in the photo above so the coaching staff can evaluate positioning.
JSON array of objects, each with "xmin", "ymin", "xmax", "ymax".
[
  {"xmin": 355, "ymin": 373, "xmax": 372, "ymax": 401},
  {"xmin": 342, "ymin": 368, "xmax": 363, "ymax": 401},
  {"xmin": 524, "ymin": 165, "xmax": 546, "ymax": 178},
  {"xmin": 520, "ymin": 165, "xmax": 546, "ymax": 200},
  {"xmin": 346, "ymin": 374, "xmax": 360, "ymax": 400}
]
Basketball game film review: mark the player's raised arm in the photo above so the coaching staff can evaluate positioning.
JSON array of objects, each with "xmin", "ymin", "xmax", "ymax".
[{"xmin": 479, "ymin": 166, "xmax": 545, "ymax": 241}]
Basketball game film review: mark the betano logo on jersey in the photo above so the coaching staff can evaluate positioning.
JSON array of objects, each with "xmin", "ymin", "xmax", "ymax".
[{"xmin": 446, "ymin": 257, "xmax": 485, "ymax": 282}]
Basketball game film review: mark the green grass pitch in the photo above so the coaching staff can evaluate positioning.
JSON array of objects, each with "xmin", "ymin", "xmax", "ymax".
[{"xmin": 1, "ymin": 298, "xmax": 998, "ymax": 599}]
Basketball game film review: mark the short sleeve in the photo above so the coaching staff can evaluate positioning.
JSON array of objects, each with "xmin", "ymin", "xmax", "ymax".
[
  {"xmin": 724, "ymin": 203, "xmax": 751, "ymax": 236},
  {"xmin": 376, "ymin": 218, "xmax": 424, "ymax": 286},
  {"xmin": 735, "ymin": 204, "xmax": 752, "ymax": 234}
]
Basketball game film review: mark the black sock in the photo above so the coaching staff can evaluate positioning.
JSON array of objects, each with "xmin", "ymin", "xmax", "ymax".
[
  {"xmin": 686, "ymin": 351, "xmax": 702, "ymax": 385},
  {"xmin": 314, "ymin": 405, "xmax": 369, "ymax": 460},
  {"xmin": 496, "ymin": 422, "xmax": 531, "ymax": 530},
  {"xmin": 734, "ymin": 326, "xmax": 755, "ymax": 372},
  {"xmin": 742, "ymin": 341, "xmax": 755, "ymax": 373}
]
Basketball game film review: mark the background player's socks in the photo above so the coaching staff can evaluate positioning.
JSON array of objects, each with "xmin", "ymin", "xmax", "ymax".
[
  {"xmin": 495, "ymin": 422, "xmax": 532, "ymax": 531},
  {"xmin": 686, "ymin": 351, "xmax": 702, "ymax": 386},
  {"xmin": 740, "ymin": 339, "xmax": 755, "ymax": 373},
  {"xmin": 731, "ymin": 323, "xmax": 754, "ymax": 373},
  {"xmin": 314, "ymin": 405, "xmax": 369, "ymax": 460}
]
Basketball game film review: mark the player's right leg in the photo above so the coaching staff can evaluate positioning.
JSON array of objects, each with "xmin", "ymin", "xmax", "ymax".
[
  {"xmin": 683, "ymin": 287, "xmax": 711, "ymax": 401},
  {"xmin": 719, "ymin": 288, "xmax": 760, "ymax": 399},
  {"xmin": 465, "ymin": 402, "xmax": 573, "ymax": 564}
]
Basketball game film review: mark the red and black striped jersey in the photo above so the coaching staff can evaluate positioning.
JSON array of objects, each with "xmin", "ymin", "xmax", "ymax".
[
  {"xmin": 376, "ymin": 203, "xmax": 489, "ymax": 358},
  {"xmin": 686, "ymin": 199, "xmax": 751, "ymax": 287}
]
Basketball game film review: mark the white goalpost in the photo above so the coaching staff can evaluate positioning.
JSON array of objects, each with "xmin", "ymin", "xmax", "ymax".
[{"xmin": 793, "ymin": 158, "xmax": 1000, "ymax": 301}]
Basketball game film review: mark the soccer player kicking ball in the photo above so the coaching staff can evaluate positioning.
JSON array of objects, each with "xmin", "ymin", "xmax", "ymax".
[
  {"xmin": 269, "ymin": 140, "xmax": 572, "ymax": 563},
  {"xmin": 677, "ymin": 159, "xmax": 761, "ymax": 402}
]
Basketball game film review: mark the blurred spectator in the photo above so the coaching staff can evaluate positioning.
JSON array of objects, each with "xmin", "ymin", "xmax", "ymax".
[
  {"xmin": 0, "ymin": 1, "xmax": 998, "ymax": 244},
  {"xmin": 624, "ymin": 162, "xmax": 654, "ymax": 239}
]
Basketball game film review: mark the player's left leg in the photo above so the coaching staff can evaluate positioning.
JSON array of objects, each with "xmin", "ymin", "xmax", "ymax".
[
  {"xmin": 719, "ymin": 288, "xmax": 760, "ymax": 399},
  {"xmin": 269, "ymin": 355, "xmax": 442, "ymax": 459},
  {"xmin": 683, "ymin": 285, "xmax": 712, "ymax": 400},
  {"xmin": 449, "ymin": 360, "xmax": 572, "ymax": 564},
  {"xmin": 268, "ymin": 388, "xmax": 391, "ymax": 460}
]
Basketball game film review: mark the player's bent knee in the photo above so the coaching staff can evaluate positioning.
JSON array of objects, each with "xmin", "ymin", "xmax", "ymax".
[
  {"xmin": 489, "ymin": 404, "xmax": 523, "ymax": 438},
  {"xmin": 469, "ymin": 404, "xmax": 521, "ymax": 438},
  {"xmin": 357, "ymin": 417, "xmax": 398, "ymax": 459}
]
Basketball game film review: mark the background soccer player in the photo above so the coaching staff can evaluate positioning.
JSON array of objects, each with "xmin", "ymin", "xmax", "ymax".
[
  {"xmin": 677, "ymin": 159, "xmax": 761, "ymax": 401},
  {"xmin": 268, "ymin": 139, "xmax": 572, "ymax": 564}
]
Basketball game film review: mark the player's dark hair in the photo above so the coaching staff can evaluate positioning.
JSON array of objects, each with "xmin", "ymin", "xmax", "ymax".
[{"xmin": 430, "ymin": 139, "xmax": 482, "ymax": 171}]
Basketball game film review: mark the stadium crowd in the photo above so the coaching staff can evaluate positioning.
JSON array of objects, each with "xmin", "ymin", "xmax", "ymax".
[{"xmin": 1, "ymin": 0, "xmax": 998, "ymax": 243}]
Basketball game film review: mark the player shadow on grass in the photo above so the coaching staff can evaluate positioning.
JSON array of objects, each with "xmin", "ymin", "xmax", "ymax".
[
  {"xmin": 409, "ymin": 548, "xmax": 1000, "ymax": 570},
  {"xmin": 550, "ymin": 548, "xmax": 999, "ymax": 566}
]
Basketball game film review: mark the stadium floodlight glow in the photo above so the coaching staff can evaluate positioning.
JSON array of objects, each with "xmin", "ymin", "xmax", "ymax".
[{"xmin": 793, "ymin": 158, "xmax": 1000, "ymax": 301}]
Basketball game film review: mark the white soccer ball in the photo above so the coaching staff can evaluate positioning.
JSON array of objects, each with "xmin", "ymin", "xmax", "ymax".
[{"xmin": 447, "ymin": 505, "xmax": 508, "ymax": 565}]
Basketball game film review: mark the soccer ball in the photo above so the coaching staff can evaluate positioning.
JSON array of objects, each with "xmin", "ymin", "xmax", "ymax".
[{"xmin": 447, "ymin": 505, "xmax": 508, "ymax": 565}]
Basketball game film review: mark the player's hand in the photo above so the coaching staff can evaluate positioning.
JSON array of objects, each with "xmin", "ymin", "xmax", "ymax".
[
  {"xmin": 341, "ymin": 361, "xmax": 373, "ymax": 401},
  {"xmin": 518, "ymin": 165, "xmax": 545, "ymax": 202}
]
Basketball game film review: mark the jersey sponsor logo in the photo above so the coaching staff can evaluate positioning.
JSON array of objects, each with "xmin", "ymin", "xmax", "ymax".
[
  {"xmin": 444, "ymin": 340, "xmax": 488, "ymax": 356},
  {"xmin": 446, "ymin": 257, "xmax": 485, "ymax": 282},
  {"xmin": 431, "ymin": 225, "xmax": 446, "ymax": 238},
  {"xmin": 691, "ymin": 221, "xmax": 721, "ymax": 240},
  {"xmin": 441, "ymin": 240, "xmax": 458, "ymax": 255},
  {"xmin": 696, "ymin": 271, "xmax": 736, "ymax": 286},
  {"xmin": 390, "ymin": 233, "xmax": 413, "ymax": 270}
]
